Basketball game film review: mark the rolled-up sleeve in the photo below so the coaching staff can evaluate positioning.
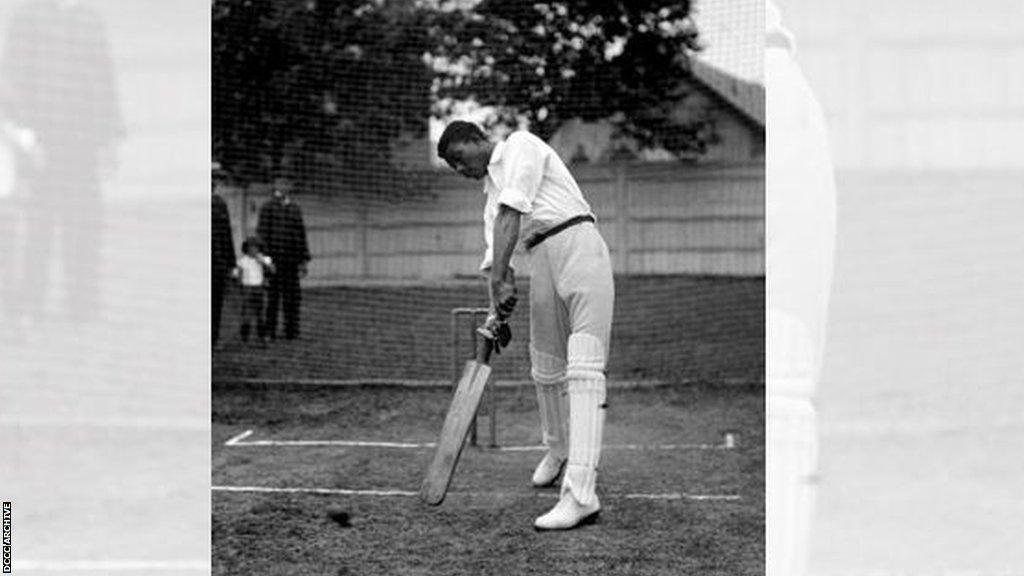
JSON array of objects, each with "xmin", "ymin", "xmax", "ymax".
[
  {"xmin": 495, "ymin": 133, "xmax": 546, "ymax": 214},
  {"xmin": 479, "ymin": 185, "xmax": 522, "ymax": 274},
  {"xmin": 480, "ymin": 192, "xmax": 497, "ymax": 271}
]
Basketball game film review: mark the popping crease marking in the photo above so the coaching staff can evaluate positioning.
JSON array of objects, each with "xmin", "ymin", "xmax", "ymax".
[
  {"xmin": 212, "ymin": 486, "xmax": 741, "ymax": 501},
  {"xmin": 224, "ymin": 430, "xmax": 737, "ymax": 451}
]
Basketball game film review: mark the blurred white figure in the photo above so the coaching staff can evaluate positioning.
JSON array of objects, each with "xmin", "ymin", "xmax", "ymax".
[
  {"xmin": 0, "ymin": 0, "xmax": 123, "ymax": 327},
  {"xmin": 0, "ymin": 118, "xmax": 23, "ymax": 332},
  {"xmin": 765, "ymin": 2, "xmax": 837, "ymax": 575}
]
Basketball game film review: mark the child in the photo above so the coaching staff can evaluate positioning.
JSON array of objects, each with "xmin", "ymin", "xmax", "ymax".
[{"xmin": 233, "ymin": 236, "xmax": 275, "ymax": 343}]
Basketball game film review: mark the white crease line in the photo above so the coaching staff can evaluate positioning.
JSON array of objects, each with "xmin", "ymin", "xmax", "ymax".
[
  {"xmin": 225, "ymin": 431, "xmax": 734, "ymax": 452},
  {"xmin": 213, "ymin": 485, "xmax": 418, "ymax": 497},
  {"xmin": 624, "ymin": 493, "xmax": 742, "ymax": 501},
  {"xmin": 16, "ymin": 560, "xmax": 210, "ymax": 572},
  {"xmin": 236, "ymin": 439, "xmax": 438, "ymax": 449},
  {"xmin": 501, "ymin": 443, "xmax": 730, "ymax": 452},
  {"xmin": 212, "ymin": 485, "xmax": 740, "ymax": 501},
  {"xmin": 214, "ymin": 378, "xmax": 694, "ymax": 388},
  {"xmin": 224, "ymin": 429, "xmax": 255, "ymax": 446}
]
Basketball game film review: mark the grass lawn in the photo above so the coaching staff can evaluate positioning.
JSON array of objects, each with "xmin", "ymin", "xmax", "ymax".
[{"xmin": 212, "ymin": 276, "xmax": 764, "ymax": 384}]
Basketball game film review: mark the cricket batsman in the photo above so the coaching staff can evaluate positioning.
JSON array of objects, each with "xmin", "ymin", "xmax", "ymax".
[
  {"xmin": 438, "ymin": 121, "xmax": 615, "ymax": 530},
  {"xmin": 766, "ymin": 1, "xmax": 837, "ymax": 574}
]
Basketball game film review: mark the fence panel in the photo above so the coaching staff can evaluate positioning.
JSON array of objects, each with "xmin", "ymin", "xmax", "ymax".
[{"xmin": 217, "ymin": 162, "xmax": 765, "ymax": 282}]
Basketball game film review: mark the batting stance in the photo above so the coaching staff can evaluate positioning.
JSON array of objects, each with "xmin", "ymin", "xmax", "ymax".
[
  {"xmin": 766, "ymin": 2, "xmax": 837, "ymax": 574},
  {"xmin": 438, "ymin": 121, "xmax": 614, "ymax": 530}
]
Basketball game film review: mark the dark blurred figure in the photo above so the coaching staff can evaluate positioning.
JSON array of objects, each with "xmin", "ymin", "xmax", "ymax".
[
  {"xmin": 256, "ymin": 177, "xmax": 310, "ymax": 340},
  {"xmin": 212, "ymin": 167, "xmax": 236, "ymax": 347},
  {"xmin": 0, "ymin": 0, "xmax": 124, "ymax": 325}
]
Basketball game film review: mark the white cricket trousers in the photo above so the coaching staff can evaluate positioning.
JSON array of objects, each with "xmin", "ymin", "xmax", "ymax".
[{"xmin": 527, "ymin": 221, "xmax": 614, "ymax": 505}]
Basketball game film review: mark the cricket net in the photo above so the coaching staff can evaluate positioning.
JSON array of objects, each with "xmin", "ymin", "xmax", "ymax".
[{"xmin": 212, "ymin": 0, "xmax": 764, "ymax": 386}]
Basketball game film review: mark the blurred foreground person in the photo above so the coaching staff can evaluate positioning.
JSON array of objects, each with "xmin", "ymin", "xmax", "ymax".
[
  {"xmin": 0, "ymin": 0, "xmax": 123, "ymax": 325},
  {"xmin": 766, "ymin": 2, "xmax": 837, "ymax": 574}
]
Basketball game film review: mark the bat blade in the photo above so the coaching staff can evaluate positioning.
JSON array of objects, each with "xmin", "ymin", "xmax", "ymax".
[{"xmin": 420, "ymin": 359, "xmax": 493, "ymax": 505}]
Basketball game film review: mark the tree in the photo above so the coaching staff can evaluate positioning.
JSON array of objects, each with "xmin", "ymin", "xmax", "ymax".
[
  {"xmin": 213, "ymin": 0, "xmax": 705, "ymax": 194},
  {"xmin": 429, "ymin": 0, "xmax": 705, "ymax": 156},
  {"xmin": 213, "ymin": 0, "xmax": 434, "ymax": 193}
]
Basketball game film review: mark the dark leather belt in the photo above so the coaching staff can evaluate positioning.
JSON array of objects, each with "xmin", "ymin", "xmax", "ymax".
[{"xmin": 524, "ymin": 214, "xmax": 596, "ymax": 251}]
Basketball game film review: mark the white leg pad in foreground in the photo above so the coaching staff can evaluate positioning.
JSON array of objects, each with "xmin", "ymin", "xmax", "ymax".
[
  {"xmin": 767, "ymin": 392, "xmax": 818, "ymax": 576},
  {"xmin": 563, "ymin": 333, "xmax": 607, "ymax": 506},
  {"xmin": 531, "ymin": 347, "xmax": 568, "ymax": 457}
]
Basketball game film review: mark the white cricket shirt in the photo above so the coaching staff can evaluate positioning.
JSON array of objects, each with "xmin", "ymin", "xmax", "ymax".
[{"xmin": 480, "ymin": 130, "xmax": 594, "ymax": 270}]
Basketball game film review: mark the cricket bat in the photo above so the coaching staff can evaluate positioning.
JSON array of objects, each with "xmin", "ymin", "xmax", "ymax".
[{"xmin": 420, "ymin": 328, "xmax": 497, "ymax": 506}]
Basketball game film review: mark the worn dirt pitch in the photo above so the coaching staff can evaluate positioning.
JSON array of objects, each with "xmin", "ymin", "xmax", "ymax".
[{"xmin": 213, "ymin": 384, "xmax": 764, "ymax": 575}]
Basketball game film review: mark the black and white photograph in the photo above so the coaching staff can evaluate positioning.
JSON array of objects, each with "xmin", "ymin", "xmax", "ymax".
[
  {"xmin": 4, "ymin": 0, "xmax": 1023, "ymax": 574},
  {"xmin": 0, "ymin": 0, "xmax": 211, "ymax": 572},
  {"xmin": 773, "ymin": 1, "xmax": 1024, "ymax": 575},
  {"xmin": 210, "ymin": 0, "xmax": 765, "ymax": 574}
]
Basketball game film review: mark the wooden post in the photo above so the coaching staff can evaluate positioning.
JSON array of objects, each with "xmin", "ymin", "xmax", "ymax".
[
  {"xmin": 357, "ymin": 202, "xmax": 370, "ymax": 278},
  {"xmin": 614, "ymin": 163, "xmax": 632, "ymax": 273}
]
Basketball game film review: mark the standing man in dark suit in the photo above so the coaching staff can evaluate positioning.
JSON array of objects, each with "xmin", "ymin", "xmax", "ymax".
[
  {"xmin": 256, "ymin": 176, "xmax": 311, "ymax": 340},
  {"xmin": 211, "ymin": 169, "xmax": 236, "ymax": 347}
]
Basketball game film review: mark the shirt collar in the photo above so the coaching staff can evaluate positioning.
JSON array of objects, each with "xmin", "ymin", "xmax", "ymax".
[
  {"xmin": 488, "ymin": 140, "xmax": 505, "ymax": 166},
  {"xmin": 484, "ymin": 140, "xmax": 506, "ymax": 193}
]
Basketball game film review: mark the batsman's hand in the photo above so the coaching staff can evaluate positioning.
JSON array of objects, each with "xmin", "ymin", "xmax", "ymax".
[{"xmin": 478, "ymin": 313, "xmax": 513, "ymax": 354}]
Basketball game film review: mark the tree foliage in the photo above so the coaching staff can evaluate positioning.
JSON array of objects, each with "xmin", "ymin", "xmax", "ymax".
[
  {"xmin": 213, "ymin": 0, "xmax": 434, "ymax": 192},
  {"xmin": 430, "ymin": 0, "xmax": 702, "ymax": 151},
  {"xmin": 213, "ymin": 0, "xmax": 702, "ymax": 193}
]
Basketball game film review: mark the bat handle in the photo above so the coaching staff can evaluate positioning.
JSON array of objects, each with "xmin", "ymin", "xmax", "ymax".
[{"xmin": 474, "ymin": 330, "xmax": 494, "ymax": 364}]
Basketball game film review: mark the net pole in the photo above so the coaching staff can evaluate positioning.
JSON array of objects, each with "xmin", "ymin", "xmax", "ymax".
[{"xmin": 468, "ymin": 310, "xmax": 478, "ymax": 446}]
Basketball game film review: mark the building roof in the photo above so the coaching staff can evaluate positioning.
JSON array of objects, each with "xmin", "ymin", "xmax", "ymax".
[
  {"xmin": 547, "ymin": 58, "xmax": 765, "ymax": 164},
  {"xmin": 687, "ymin": 58, "xmax": 765, "ymax": 129}
]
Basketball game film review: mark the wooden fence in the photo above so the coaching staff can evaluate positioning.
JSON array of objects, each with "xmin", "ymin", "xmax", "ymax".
[{"xmin": 218, "ymin": 162, "xmax": 764, "ymax": 283}]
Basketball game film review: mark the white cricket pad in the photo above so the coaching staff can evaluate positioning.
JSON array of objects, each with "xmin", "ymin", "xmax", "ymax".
[
  {"xmin": 535, "ymin": 380, "xmax": 568, "ymax": 458},
  {"xmin": 565, "ymin": 332, "xmax": 606, "ymax": 380},
  {"xmin": 564, "ymin": 375, "xmax": 606, "ymax": 506},
  {"xmin": 530, "ymin": 345, "xmax": 567, "ymax": 385},
  {"xmin": 767, "ymin": 309, "xmax": 816, "ymax": 399},
  {"xmin": 767, "ymin": 395, "xmax": 818, "ymax": 576},
  {"xmin": 531, "ymin": 345, "xmax": 569, "ymax": 457}
]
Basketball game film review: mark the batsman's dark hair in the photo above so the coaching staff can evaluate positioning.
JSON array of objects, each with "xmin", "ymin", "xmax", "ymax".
[{"xmin": 437, "ymin": 121, "xmax": 486, "ymax": 162}]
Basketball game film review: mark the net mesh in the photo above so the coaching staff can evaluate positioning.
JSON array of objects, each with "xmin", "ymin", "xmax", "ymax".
[{"xmin": 211, "ymin": 0, "xmax": 764, "ymax": 385}]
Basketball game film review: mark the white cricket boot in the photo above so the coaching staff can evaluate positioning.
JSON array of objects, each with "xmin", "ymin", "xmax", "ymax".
[
  {"xmin": 533, "ymin": 486, "xmax": 601, "ymax": 531},
  {"xmin": 532, "ymin": 379, "xmax": 568, "ymax": 487},
  {"xmin": 535, "ymin": 368, "xmax": 606, "ymax": 530},
  {"xmin": 531, "ymin": 452, "xmax": 566, "ymax": 488}
]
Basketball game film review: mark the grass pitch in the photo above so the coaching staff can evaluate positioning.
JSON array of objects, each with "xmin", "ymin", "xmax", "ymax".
[{"xmin": 212, "ymin": 383, "xmax": 763, "ymax": 575}]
